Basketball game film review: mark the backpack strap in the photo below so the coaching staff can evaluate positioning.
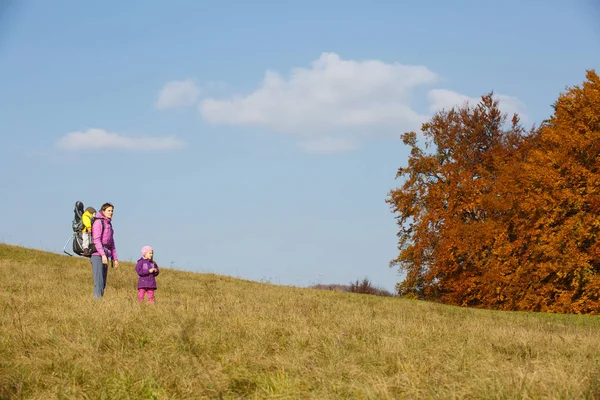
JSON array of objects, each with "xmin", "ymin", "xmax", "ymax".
[{"xmin": 93, "ymin": 218, "xmax": 107, "ymax": 252}]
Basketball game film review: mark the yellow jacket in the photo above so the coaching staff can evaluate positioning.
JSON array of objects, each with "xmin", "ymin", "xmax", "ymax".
[{"xmin": 82, "ymin": 211, "xmax": 94, "ymax": 232}]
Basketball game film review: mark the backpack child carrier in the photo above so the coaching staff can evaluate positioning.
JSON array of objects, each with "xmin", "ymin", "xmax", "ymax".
[{"xmin": 63, "ymin": 201, "xmax": 104, "ymax": 257}]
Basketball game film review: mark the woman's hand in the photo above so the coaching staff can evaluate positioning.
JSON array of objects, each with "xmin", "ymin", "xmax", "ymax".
[
  {"xmin": 113, "ymin": 260, "xmax": 119, "ymax": 269},
  {"xmin": 101, "ymin": 255, "xmax": 108, "ymax": 265}
]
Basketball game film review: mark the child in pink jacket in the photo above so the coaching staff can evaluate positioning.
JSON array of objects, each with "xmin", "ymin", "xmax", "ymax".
[{"xmin": 135, "ymin": 246, "xmax": 160, "ymax": 304}]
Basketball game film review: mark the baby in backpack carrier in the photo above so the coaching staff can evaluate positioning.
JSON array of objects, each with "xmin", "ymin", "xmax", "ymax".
[{"xmin": 81, "ymin": 206, "xmax": 96, "ymax": 256}]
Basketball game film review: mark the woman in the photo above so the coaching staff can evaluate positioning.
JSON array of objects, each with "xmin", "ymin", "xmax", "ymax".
[{"xmin": 90, "ymin": 202, "xmax": 120, "ymax": 298}]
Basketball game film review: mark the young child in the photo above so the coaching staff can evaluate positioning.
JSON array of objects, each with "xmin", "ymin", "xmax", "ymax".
[
  {"xmin": 135, "ymin": 246, "xmax": 160, "ymax": 304},
  {"xmin": 81, "ymin": 206, "xmax": 96, "ymax": 256}
]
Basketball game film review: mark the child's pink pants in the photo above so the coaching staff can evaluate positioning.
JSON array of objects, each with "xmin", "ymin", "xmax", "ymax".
[{"xmin": 138, "ymin": 288, "xmax": 155, "ymax": 304}]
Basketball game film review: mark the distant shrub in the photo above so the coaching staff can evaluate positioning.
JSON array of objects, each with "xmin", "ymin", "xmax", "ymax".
[
  {"xmin": 349, "ymin": 278, "xmax": 394, "ymax": 297},
  {"xmin": 311, "ymin": 283, "xmax": 350, "ymax": 292},
  {"xmin": 349, "ymin": 278, "xmax": 377, "ymax": 295},
  {"xmin": 311, "ymin": 278, "xmax": 395, "ymax": 298}
]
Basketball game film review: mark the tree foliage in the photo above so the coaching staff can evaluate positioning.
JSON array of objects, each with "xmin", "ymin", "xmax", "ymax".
[{"xmin": 387, "ymin": 70, "xmax": 600, "ymax": 314}]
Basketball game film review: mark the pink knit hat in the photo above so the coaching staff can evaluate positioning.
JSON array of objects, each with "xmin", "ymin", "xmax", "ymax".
[{"xmin": 141, "ymin": 246, "xmax": 153, "ymax": 256}]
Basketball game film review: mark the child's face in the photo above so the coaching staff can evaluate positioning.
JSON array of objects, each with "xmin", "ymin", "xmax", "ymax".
[
  {"xmin": 92, "ymin": 212, "xmax": 96, "ymax": 218},
  {"xmin": 144, "ymin": 250, "xmax": 153, "ymax": 260}
]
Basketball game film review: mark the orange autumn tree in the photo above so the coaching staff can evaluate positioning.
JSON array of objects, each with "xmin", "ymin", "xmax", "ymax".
[
  {"xmin": 491, "ymin": 70, "xmax": 600, "ymax": 313},
  {"xmin": 386, "ymin": 93, "xmax": 529, "ymax": 305},
  {"xmin": 387, "ymin": 70, "xmax": 600, "ymax": 314}
]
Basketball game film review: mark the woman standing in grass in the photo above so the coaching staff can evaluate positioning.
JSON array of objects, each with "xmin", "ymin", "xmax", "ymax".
[
  {"xmin": 135, "ymin": 246, "xmax": 159, "ymax": 304},
  {"xmin": 90, "ymin": 203, "xmax": 119, "ymax": 298}
]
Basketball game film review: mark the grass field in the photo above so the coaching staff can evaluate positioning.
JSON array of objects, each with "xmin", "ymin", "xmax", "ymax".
[{"xmin": 1, "ymin": 243, "xmax": 599, "ymax": 399}]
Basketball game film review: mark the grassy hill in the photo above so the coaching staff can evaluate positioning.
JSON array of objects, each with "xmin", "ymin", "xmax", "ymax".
[{"xmin": 1, "ymin": 243, "xmax": 599, "ymax": 399}]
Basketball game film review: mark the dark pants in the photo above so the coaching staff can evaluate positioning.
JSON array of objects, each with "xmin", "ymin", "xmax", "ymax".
[{"xmin": 90, "ymin": 255, "xmax": 108, "ymax": 298}]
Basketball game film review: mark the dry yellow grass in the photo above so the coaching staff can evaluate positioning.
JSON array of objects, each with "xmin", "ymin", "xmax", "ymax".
[{"xmin": 1, "ymin": 243, "xmax": 599, "ymax": 399}]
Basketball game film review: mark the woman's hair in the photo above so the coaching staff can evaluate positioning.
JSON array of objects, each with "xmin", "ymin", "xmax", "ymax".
[{"xmin": 100, "ymin": 203, "xmax": 114, "ymax": 212}]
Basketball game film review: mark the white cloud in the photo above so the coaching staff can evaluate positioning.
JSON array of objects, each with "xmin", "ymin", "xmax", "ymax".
[
  {"xmin": 56, "ymin": 129, "xmax": 186, "ymax": 151},
  {"xmin": 157, "ymin": 52, "xmax": 528, "ymax": 154},
  {"xmin": 155, "ymin": 79, "xmax": 200, "ymax": 110},
  {"xmin": 199, "ymin": 52, "xmax": 439, "ymax": 141},
  {"xmin": 427, "ymin": 89, "xmax": 529, "ymax": 123}
]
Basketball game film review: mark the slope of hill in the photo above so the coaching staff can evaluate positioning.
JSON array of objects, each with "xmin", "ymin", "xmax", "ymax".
[{"xmin": 1, "ymin": 243, "xmax": 599, "ymax": 399}]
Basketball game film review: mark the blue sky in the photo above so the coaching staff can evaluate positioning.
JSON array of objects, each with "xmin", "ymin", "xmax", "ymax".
[{"xmin": 1, "ymin": 1, "xmax": 598, "ymax": 291}]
